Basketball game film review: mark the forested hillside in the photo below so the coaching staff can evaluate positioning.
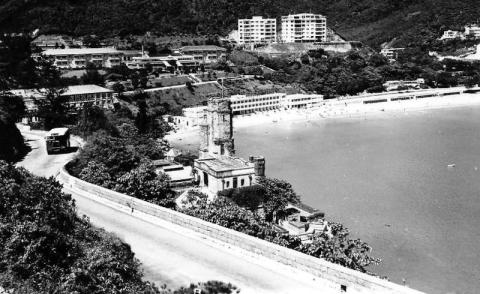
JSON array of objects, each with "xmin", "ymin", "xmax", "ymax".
[{"xmin": 0, "ymin": 0, "xmax": 478, "ymax": 47}]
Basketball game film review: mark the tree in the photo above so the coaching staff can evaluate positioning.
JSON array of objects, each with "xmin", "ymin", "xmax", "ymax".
[
  {"xmin": 112, "ymin": 82, "xmax": 125, "ymax": 94},
  {"xmin": 34, "ymin": 57, "xmax": 69, "ymax": 130},
  {"xmin": 83, "ymin": 35, "xmax": 101, "ymax": 48},
  {"xmin": 75, "ymin": 104, "xmax": 117, "ymax": 137},
  {"xmin": 73, "ymin": 133, "xmax": 141, "ymax": 178},
  {"xmin": 299, "ymin": 223, "xmax": 380, "ymax": 273},
  {"xmin": 0, "ymin": 35, "xmax": 37, "ymax": 90},
  {"xmin": 0, "ymin": 95, "xmax": 29, "ymax": 162},
  {"xmin": 256, "ymin": 177, "xmax": 300, "ymax": 222},
  {"xmin": 135, "ymin": 99, "xmax": 149, "ymax": 134},
  {"xmin": 0, "ymin": 161, "xmax": 161, "ymax": 293},
  {"xmin": 81, "ymin": 64, "xmax": 104, "ymax": 85},
  {"xmin": 115, "ymin": 163, "xmax": 175, "ymax": 207},
  {"xmin": 79, "ymin": 161, "xmax": 115, "ymax": 188}
]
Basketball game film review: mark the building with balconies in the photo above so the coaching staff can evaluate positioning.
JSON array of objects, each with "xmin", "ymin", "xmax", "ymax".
[
  {"xmin": 238, "ymin": 16, "xmax": 277, "ymax": 45},
  {"xmin": 10, "ymin": 85, "xmax": 114, "ymax": 111},
  {"xmin": 281, "ymin": 13, "xmax": 327, "ymax": 43},
  {"xmin": 177, "ymin": 45, "xmax": 227, "ymax": 65},
  {"xmin": 40, "ymin": 48, "xmax": 142, "ymax": 69}
]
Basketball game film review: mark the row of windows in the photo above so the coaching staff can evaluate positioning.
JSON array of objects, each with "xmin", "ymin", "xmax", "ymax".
[
  {"xmin": 231, "ymin": 97, "xmax": 281, "ymax": 104},
  {"xmin": 232, "ymin": 102, "xmax": 280, "ymax": 109}
]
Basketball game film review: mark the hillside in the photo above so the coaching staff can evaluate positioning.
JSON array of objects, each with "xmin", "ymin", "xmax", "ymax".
[{"xmin": 0, "ymin": 0, "xmax": 479, "ymax": 47}]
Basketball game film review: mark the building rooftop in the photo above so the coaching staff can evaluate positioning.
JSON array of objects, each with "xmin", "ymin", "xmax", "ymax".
[
  {"xmin": 62, "ymin": 85, "xmax": 113, "ymax": 95},
  {"xmin": 43, "ymin": 47, "xmax": 121, "ymax": 55},
  {"xmin": 9, "ymin": 85, "xmax": 112, "ymax": 99},
  {"xmin": 196, "ymin": 156, "xmax": 253, "ymax": 172},
  {"xmin": 46, "ymin": 127, "xmax": 69, "ymax": 136},
  {"xmin": 179, "ymin": 45, "xmax": 227, "ymax": 52},
  {"xmin": 159, "ymin": 165, "xmax": 194, "ymax": 182}
]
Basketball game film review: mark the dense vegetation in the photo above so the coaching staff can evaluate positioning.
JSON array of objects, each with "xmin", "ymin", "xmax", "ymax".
[
  {"xmin": 0, "ymin": 161, "xmax": 161, "ymax": 293},
  {"xmin": 182, "ymin": 190, "xmax": 380, "ymax": 273},
  {"xmin": 68, "ymin": 98, "xmax": 177, "ymax": 207},
  {"xmin": 0, "ymin": 0, "xmax": 479, "ymax": 47},
  {"xmin": 0, "ymin": 96, "xmax": 30, "ymax": 162},
  {"xmin": 250, "ymin": 48, "xmax": 480, "ymax": 98}
]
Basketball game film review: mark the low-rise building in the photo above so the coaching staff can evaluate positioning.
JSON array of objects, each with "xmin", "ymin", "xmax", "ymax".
[
  {"xmin": 177, "ymin": 45, "xmax": 227, "ymax": 65},
  {"xmin": 10, "ymin": 84, "xmax": 114, "ymax": 111},
  {"xmin": 465, "ymin": 24, "xmax": 480, "ymax": 39},
  {"xmin": 281, "ymin": 13, "xmax": 327, "ymax": 43},
  {"xmin": 39, "ymin": 48, "xmax": 142, "ymax": 69},
  {"xmin": 380, "ymin": 48, "xmax": 405, "ymax": 61},
  {"xmin": 238, "ymin": 16, "xmax": 277, "ymax": 45},
  {"xmin": 383, "ymin": 78, "xmax": 425, "ymax": 91},
  {"xmin": 230, "ymin": 93, "xmax": 323, "ymax": 115},
  {"xmin": 440, "ymin": 30, "xmax": 464, "ymax": 40},
  {"xmin": 125, "ymin": 54, "xmax": 199, "ymax": 72}
]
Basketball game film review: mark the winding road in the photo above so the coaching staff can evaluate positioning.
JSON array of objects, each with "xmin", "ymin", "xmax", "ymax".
[{"xmin": 17, "ymin": 128, "xmax": 334, "ymax": 294}]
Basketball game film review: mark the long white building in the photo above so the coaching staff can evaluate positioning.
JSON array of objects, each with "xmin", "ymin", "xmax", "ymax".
[
  {"xmin": 230, "ymin": 93, "xmax": 323, "ymax": 114},
  {"xmin": 39, "ymin": 48, "xmax": 142, "ymax": 69},
  {"xmin": 281, "ymin": 13, "xmax": 327, "ymax": 43},
  {"xmin": 10, "ymin": 85, "xmax": 114, "ymax": 111},
  {"xmin": 238, "ymin": 16, "xmax": 277, "ymax": 45}
]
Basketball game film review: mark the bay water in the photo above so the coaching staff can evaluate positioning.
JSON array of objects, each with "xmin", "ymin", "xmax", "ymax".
[{"xmin": 233, "ymin": 107, "xmax": 480, "ymax": 294}]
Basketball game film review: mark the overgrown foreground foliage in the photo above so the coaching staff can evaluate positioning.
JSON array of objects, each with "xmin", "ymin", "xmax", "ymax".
[
  {"xmin": 0, "ymin": 161, "xmax": 160, "ymax": 293},
  {"xmin": 0, "ymin": 161, "xmax": 239, "ymax": 294}
]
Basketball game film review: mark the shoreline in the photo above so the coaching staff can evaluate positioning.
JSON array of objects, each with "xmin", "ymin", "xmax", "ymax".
[{"xmin": 165, "ymin": 93, "xmax": 480, "ymax": 147}]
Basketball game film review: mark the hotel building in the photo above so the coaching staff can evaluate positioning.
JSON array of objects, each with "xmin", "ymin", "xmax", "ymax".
[
  {"xmin": 238, "ymin": 16, "xmax": 277, "ymax": 45},
  {"xmin": 281, "ymin": 13, "xmax": 327, "ymax": 43},
  {"xmin": 230, "ymin": 93, "xmax": 323, "ymax": 115}
]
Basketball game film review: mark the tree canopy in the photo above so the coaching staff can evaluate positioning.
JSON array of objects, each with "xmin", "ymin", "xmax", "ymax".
[{"xmin": 0, "ymin": 161, "xmax": 160, "ymax": 293}]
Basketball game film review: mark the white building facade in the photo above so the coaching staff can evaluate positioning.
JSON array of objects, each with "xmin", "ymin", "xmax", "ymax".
[
  {"xmin": 10, "ymin": 85, "xmax": 114, "ymax": 111},
  {"xmin": 40, "ymin": 48, "xmax": 142, "ymax": 69},
  {"xmin": 465, "ymin": 24, "xmax": 480, "ymax": 39},
  {"xmin": 230, "ymin": 93, "xmax": 323, "ymax": 114},
  {"xmin": 440, "ymin": 30, "xmax": 464, "ymax": 40},
  {"xmin": 238, "ymin": 16, "xmax": 277, "ymax": 45},
  {"xmin": 177, "ymin": 45, "xmax": 227, "ymax": 65},
  {"xmin": 281, "ymin": 13, "xmax": 327, "ymax": 43}
]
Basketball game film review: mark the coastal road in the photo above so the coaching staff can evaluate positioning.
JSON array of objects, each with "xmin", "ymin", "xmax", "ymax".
[{"xmin": 17, "ymin": 130, "xmax": 334, "ymax": 294}]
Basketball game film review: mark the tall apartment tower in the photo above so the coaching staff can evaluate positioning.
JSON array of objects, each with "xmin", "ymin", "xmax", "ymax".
[
  {"xmin": 281, "ymin": 13, "xmax": 327, "ymax": 43},
  {"xmin": 238, "ymin": 16, "xmax": 277, "ymax": 45}
]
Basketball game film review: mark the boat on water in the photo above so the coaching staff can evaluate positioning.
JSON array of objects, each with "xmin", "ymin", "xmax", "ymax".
[{"xmin": 447, "ymin": 163, "xmax": 455, "ymax": 168}]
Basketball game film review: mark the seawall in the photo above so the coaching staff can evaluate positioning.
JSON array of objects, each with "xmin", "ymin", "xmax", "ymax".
[{"xmin": 58, "ymin": 164, "xmax": 425, "ymax": 294}]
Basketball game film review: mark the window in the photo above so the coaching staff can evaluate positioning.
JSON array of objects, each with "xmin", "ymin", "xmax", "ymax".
[{"xmin": 240, "ymin": 179, "xmax": 245, "ymax": 186}]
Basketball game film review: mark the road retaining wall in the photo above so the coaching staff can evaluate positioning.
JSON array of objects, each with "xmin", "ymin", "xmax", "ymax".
[{"xmin": 58, "ymin": 165, "xmax": 424, "ymax": 294}]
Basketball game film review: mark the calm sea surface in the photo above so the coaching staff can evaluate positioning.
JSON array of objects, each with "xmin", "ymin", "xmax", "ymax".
[{"xmin": 233, "ymin": 107, "xmax": 480, "ymax": 294}]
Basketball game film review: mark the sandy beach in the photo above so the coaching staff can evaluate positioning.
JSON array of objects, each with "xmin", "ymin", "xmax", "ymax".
[{"xmin": 165, "ymin": 92, "xmax": 480, "ymax": 149}]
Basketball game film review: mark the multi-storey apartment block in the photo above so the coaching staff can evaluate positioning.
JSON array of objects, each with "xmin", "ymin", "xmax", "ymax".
[
  {"xmin": 238, "ymin": 16, "xmax": 277, "ymax": 45},
  {"xmin": 281, "ymin": 13, "xmax": 327, "ymax": 43}
]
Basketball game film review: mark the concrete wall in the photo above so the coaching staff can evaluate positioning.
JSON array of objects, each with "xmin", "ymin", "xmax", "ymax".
[{"xmin": 58, "ymin": 165, "xmax": 425, "ymax": 294}]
